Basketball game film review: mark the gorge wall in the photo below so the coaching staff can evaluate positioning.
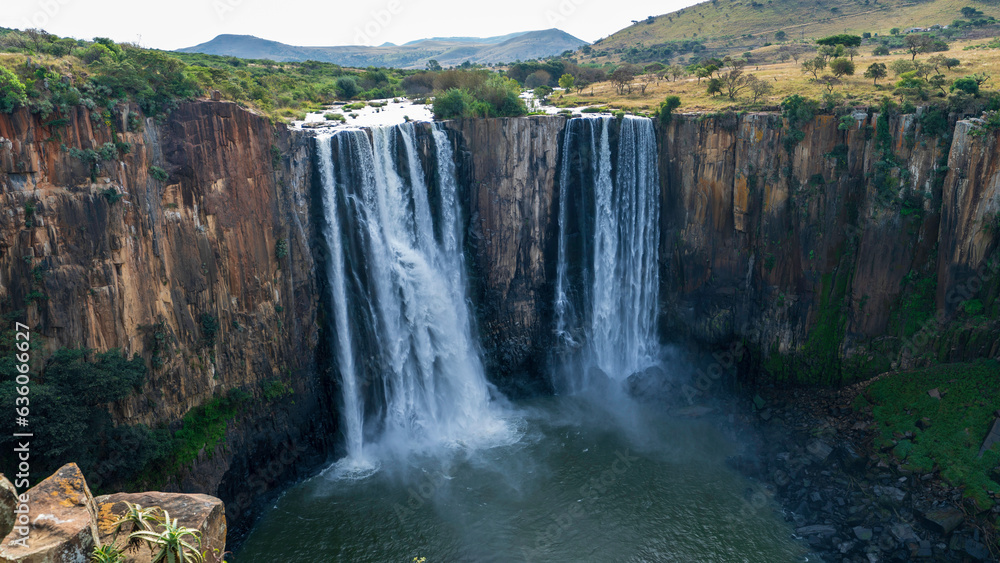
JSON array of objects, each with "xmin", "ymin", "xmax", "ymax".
[
  {"xmin": 0, "ymin": 101, "xmax": 335, "ymax": 533},
  {"xmin": 1, "ymin": 102, "xmax": 998, "ymax": 538}
]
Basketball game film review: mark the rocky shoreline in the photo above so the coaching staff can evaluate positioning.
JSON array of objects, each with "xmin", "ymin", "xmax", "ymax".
[{"xmin": 728, "ymin": 383, "xmax": 999, "ymax": 562}]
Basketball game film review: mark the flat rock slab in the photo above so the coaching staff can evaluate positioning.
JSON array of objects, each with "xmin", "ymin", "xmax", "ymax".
[
  {"xmin": 977, "ymin": 418, "xmax": 1000, "ymax": 458},
  {"xmin": 95, "ymin": 493, "xmax": 226, "ymax": 563},
  {"xmin": 919, "ymin": 506, "xmax": 964, "ymax": 535},
  {"xmin": 0, "ymin": 463, "xmax": 100, "ymax": 563}
]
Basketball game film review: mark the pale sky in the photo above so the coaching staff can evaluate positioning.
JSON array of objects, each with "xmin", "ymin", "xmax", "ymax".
[{"xmin": 1, "ymin": 0, "xmax": 698, "ymax": 50}]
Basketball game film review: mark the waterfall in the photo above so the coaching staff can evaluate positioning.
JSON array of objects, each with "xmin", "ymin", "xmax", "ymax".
[
  {"xmin": 554, "ymin": 116, "xmax": 661, "ymax": 392},
  {"xmin": 317, "ymin": 124, "xmax": 511, "ymax": 474}
]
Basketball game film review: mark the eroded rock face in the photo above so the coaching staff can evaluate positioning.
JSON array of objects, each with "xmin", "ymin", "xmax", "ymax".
[
  {"xmin": 0, "ymin": 101, "xmax": 333, "ymax": 532},
  {"xmin": 95, "ymin": 492, "xmax": 226, "ymax": 563},
  {"xmin": 658, "ymin": 112, "xmax": 1000, "ymax": 383},
  {"xmin": 444, "ymin": 116, "xmax": 565, "ymax": 394},
  {"xmin": 0, "ymin": 463, "xmax": 100, "ymax": 563}
]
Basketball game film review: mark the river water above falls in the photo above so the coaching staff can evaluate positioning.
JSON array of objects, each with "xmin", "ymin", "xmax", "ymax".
[{"xmin": 236, "ymin": 393, "xmax": 807, "ymax": 562}]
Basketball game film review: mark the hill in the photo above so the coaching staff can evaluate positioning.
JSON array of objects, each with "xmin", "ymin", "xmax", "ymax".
[
  {"xmin": 178, "ymin": 29, "xmax": 587, "ymax": 68},
  {"xmin": 587, "ymin": 0, "xmax": 1000, "ymax": 62}
]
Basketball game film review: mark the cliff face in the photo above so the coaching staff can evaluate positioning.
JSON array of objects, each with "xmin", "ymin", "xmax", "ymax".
[
  {"xmin": 445, "ymin": 116, "xmax": 565, "ymax": 394},
  {"xmin": 658, "ymin": 112, "xmax": 1000, "ymax": 382},
  {"xmin": 0, "ymin": 101, "xmax": 334, "ymax": 530}
]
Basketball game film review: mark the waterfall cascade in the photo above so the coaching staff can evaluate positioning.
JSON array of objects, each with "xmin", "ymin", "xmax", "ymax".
[
  {"xmin": 316, "ymin": 124, "xmax": 511, "ymax": 474},
  {"xmin": 554, "ymin": 116, "xmax": 661, "ymax": 392}
]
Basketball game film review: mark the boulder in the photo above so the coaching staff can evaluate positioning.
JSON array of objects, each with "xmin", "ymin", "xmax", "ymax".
[
  {"xmin": 977, "ymin": 418, "xmax": 1000, "ymax": 458},
  {"xmin": 95, "ymin": 493, "xmax": 226, "ymax": 562},
  {"xmin": 0, "ymin": 476, "xmax": 17, "ymax": 541},
  {"xmin": 0, "ymin": 463, "xmax": 101, "ymax": 563},
  {"xmin": 918, "ymin": 506, "xmax": 964, "ymax": 535}
]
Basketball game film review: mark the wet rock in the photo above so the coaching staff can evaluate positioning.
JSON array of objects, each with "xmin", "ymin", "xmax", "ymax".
[
  {"xmin": 977, "ymin": 418, "xmax": 1000, "ymax": 458},
  {"xmin": 0, "ymin": 463, "xmax": 100, "ymax": 563},
  {"xmin": 889, "ymin": 522, "xmax": 918, "ymax": 543},
  {"xmin": 964, "ymin": 538, "xmax": 990, "ymax": 560},
  {"xmin": 874, "ymin": 485, "xmax": 907, "ymax": 504},
  {"xmin": 796, "ymin": 524, "xmax": 837, "ymax": 536},
  {"xmin": 0, "ymin": 476, "xmax": 16, "ymax": 542},
  {"xmin": 853, "ymin": 526, "xmax": 873, "ymax": 541},
  {"xmin": 807, "ymin": 440, "xmax": 833, "ymax": 462},
  {"xmin": 836, "ymin": 442, "xmax": 867, "ymax": 474},
  {"xmin": 918, "ymin": 506, "xmax": 964, "ymax": 535},
  {"xmin": 95, "ymin": 492, "xmax": 226, "ymax": 562}
]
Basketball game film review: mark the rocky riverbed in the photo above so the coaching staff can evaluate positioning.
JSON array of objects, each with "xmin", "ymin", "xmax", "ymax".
[{"xmin": 726, "ymin": 383, "xmax": 999, "ymax": 562}]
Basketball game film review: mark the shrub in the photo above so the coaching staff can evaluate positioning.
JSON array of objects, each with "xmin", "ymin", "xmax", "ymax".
[
  {"xmin": 323, "ymin": 112, "xmax": 346, "ymax": 122},
  {"xmin": 872, "ymin": 45, "xmax": 890, "ymax": 56},
  {"xmin": 829, "ymin": 58, "xmax": 856, "ymax": 77},
  {"xmin": 433, "ymin": 88, "xmax": 475, "ymax": 119},
  {"xmin": 0, "ymin": 66, "xmax": 27, "ymax": 113},
  {"xmin": 149, "ymin": 165, "xmax": 169, "ymax": 182},
  {"xmin": 951, "ymin": 76, "xmax": 980, "ymax": 96},
  {"xmin": 275, "ymin": 238, "xmax": 288, "ymax": 259},
  {"xmin": 657, "ymin": 95, "xmax": 682, "ymax": 123},
  {"xmin": 199, "ymin": 313, "xmax": 219, "ymax": 347},
  {"xmin": 335, "ymin": 76, "xmax": 360, "ymax": 99}
]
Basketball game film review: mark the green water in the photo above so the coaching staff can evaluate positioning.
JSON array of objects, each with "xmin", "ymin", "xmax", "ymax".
[{"xmin": 235, "ymin": 396, "xmax": 807, "ymax": 562}]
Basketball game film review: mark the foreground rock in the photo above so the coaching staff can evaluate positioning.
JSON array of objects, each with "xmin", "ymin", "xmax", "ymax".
[
  {"xmin": 95, "ymin": 493, "xmax": 227, "ymax": 562},
  {"xmin": 0, "ymin": 476, "xmax": 17, "ymax": 542},
  {"xmin": 0, "ymin": 463, "xmax": 100, "ymax": 563}
]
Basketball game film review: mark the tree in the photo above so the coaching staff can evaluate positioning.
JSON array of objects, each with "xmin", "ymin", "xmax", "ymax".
[
  {"xmin": 816, "ymin": 34, "xmax": 863, "ymax": 47},
  {"xmin": 928, "ymin": 74, "xmax": 948, "ymax": 94},
  {"xmin": 775, "ymin": 30, "xmax": 787, "ymax": 41},
  {"xmin": 872, "ymin": 45, "xmax": 890, "ymax": 56},
  {"xmin": 0, "ymin": 66, "xmax": 27, "ymax": 113},
  {"xmin": 890, "ymin": 59, "xmax": 916, "ymax": 76},
  {"xmin": 864, "ymin": 62, "xmax": 888, "ymax": 85},
  {"xmin": 534, "ymin": 85, "xmax": 553, "ymax": 101},
  {"xmin": 960, "ymin": 6, "xmax": 983, "ymax": 18},
  {"xmin": 890, "ymin": 28, "xmax": 901, "ymax": 35},
  {"xmin": 802, "ymin": 57, "xmax": 827, "ymax": 78},
  {"xmin": 426, "ymin": 59, "xmax": 442, "ymax": 71},
  {"xmin": 706, "ymin": 77, "xmax": 723, "ymax": 96},
  {"xmin": 904, "ymin": 34, "xmax": 934, "ymax": 60},
  {"xmin": 829, "ymin": 58, "xmax": 856, "ymax": 77},
  {"xmin": 335, "ymin": 76, "xmax": 360, "ymax": 99},
  {"xmin": 433, "ymin": 88, "xmax": 474, "ymax": 119},
  {"xmin": 694, "ymin": 66, "xmax": 712, "ymax": 83},
  {"xmin": 747, "ymin": 75, "xmax": 773, "ymax": 103},
  {"xmin": 817, "ymin": 74, "xmax": 842, "ymax": 93},
  {"xmin": 943, "ymin": 57, "xmax": 961, "ymax": 70},
  {"xmin": 558, "ymin": 73, "xmax": 575, "ymax": 90},
  {"xmin": 669, "ymin": 64, "xmax": 686, "ymax": 81},
  {"xmin": 657, "ymin": 95, "xmax": 681, "ymax": 123},
  {"xmin": 610, "ymin": 64, "xmax": 639, "ymax": 94},
  {"xmin": 951, "ymin": 76, "xmax": 979, "ymax": 95},
  {"xmin": 846, "ymin": 47, "xmax": 859, "ymax": 61},
  {"xmin": 721, "ymin": 60, "xmax": 752, "ymax": 100}
]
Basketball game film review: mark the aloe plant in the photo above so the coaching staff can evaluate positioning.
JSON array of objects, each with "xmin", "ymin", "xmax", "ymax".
[
  {"xmin": 111, "ymin": 502, "xmax": 159, "ymax": 552},
  {"xmin": 91, "ymin": 545, "xmax": 126, "ymax": 563},
  {"xmin": 129, "ymin": 510, "xmax": 205, "ymax": 563}
]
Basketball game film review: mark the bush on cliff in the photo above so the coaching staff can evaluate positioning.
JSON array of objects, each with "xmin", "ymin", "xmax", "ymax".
[
  {"xmin": 432, "ymin": 73, "xmax": 526, "ymax": 119},
  {"xmin": 0, "ymin": 66, "xmax": 26, "ymax": 112}
]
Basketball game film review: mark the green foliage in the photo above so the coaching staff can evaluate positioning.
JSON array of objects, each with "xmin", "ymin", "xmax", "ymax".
[
  {"xmin": 829, "ymin": 58, "xmax": 855, "ymax": 78},
  {"xmin": 275, "ymin": 237, "xmax": 288, "ymax": 259},
  {"xmin": 433, "ymin": 88, "xmax": 474, "ymax": 119},
  {"xmin": 780, "ymin": 94, "xmax": 817, "ymax": 152},
  {"xmin": 335, "ymin": 75, "xmax": 360, "ymax": 99},
  {"xmin": 558, "ymin": 73, "xmax": 575, "ymax": 90},
  {"xmin": 91, "ymin": 545, "xmax": 126, "ymax": 563},
  {"xmin": 102, "ymin": 188, "xmax": 122, "ymax": 205},
  {"xmin": 816, "ymin": 34, "xmax": 862, "ymax": 47},
  {"xmin": 199, "ymin": 313, "xmax": 219, "ymax": 348},
  {"xmin": 0, "ymin": 66, "xmax": 27, "ymax": 112},
  {"xmin": 432, "ymin": 73, "xmax": 526, "ymax": 119},
  {"xmin": 0, "ymin": 348, "xmax": 167, "ymax": 490},
  {"xmin": 323, "ymin": 112, "xmax": 346, "ymax": 122},
  {"xmin": 951, "ymin": 76, "xmax": 980, "ymax": 96},
  {"xmin": 270, "ymin": 144, "xmax": 281, "ymax": 169},
  {"xmin": 261, "ymin": 378, "xmax": 293, "ymax": 402},
  {"xmin": 129, "ymin": 510, "xmax": 204, "ymax": 563},
  {"xmin": 657, "ymin": 95, "xmax": 682, "ymax": 124},
  {"xmin": 149, "ymin": 165, "xmax": 168, "ymax": 182},
  {"xmin": 865, "ymin": 360, "xmax": 1000, "ymax": 509},
  {"xmin": 873, "ymin": 45, "xmax": 891, "ymax": 56},
  {"xmin": 169, "ymin": 389, "xmax": 250, "ymax": 468}
]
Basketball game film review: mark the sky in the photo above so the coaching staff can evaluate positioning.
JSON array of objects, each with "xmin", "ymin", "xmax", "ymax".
[{"xmin": 1, "ymin": 0, "xmax": 697, "ymax": 50}]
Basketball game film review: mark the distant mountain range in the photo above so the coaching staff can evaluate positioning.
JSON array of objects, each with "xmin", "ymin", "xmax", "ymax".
[{"xmin": 177, "ymin": 29, "xmax": 587, "ymax": 69}]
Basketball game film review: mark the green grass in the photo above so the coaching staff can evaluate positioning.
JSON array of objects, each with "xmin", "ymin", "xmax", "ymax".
[
  {"xmin": 591, "ymin": 0, "xmax": 1000, "ymax": 60},
  {"xmin": 865, "ymin": 359, "xmax": 1000, "ymax": 509}
]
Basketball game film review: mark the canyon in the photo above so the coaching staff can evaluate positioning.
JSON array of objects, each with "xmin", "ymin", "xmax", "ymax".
[{"xmin": 0, "ymin": 100, "xmax": 998, "ymax": 546}]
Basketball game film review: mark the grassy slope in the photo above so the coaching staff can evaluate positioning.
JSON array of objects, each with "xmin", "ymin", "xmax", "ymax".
[
  {"xmin": 593, "ymin": 0, "xmax": 1000, "ymax": 55},
  {"xmin": 859, "ymin": 359, "xmax": 1000, "ymax": 509},
  {"xmin": 554, "ymin": 38, "xmax": 1000, "ymax": 112}
]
